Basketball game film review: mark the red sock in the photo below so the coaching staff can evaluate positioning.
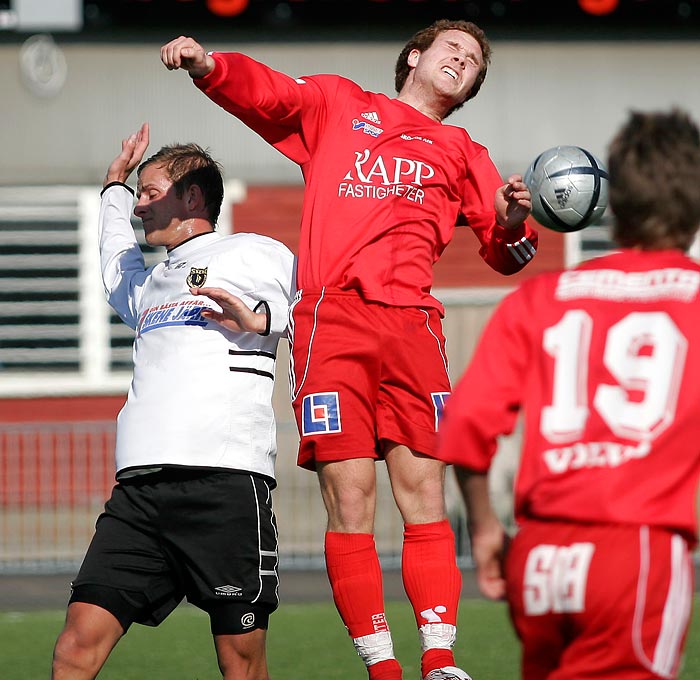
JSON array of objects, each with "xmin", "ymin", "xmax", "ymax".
[
  {"xmin": 368, "ymin": 658, "xmax": 402, "ymax": 680},
  {"xmin": 402, "ymin": 520, "xmax": 462, "ymax": 674},
  {"xmin": 421, "ymin": 649, "xmax": 456, "ymax": 677},
  {"xmin": 325, "ymin": 531, "xmax": 388, "ymax": 638}
]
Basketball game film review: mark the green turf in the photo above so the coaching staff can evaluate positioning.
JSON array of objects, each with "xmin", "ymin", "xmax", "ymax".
[{"xmin": 2, "ymin": 596, "xmax": 698, "ymax": 679}]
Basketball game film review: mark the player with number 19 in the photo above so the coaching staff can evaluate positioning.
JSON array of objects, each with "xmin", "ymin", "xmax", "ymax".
[{"xmin": 439, "ymin": 108, "xmax": 700, "ymax": 680}]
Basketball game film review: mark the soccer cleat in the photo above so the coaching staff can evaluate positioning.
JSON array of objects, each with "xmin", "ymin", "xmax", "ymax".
[{"xmin": 423, "ymin": 666, "xmax": 473, "ymax": 680}]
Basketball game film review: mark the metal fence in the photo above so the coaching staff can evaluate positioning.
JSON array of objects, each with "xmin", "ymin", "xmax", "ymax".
[{"xmin": 0, "ymin": 415, "xmax": 519, "ymax": 573}]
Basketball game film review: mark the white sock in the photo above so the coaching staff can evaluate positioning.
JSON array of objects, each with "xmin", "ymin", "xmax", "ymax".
[
  {"xmin": 352, "ymin": 630, "xmax": 396, "ymax": 666},
  {"xmin": 418, "ymin": 622, "xmax": 457, "ymax": 652}
]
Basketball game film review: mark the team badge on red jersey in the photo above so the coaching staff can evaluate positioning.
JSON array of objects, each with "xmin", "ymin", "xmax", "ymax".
[
  {"xmin": 352, "ymin": 118, "xmax": 383, "ymax": 138},
  {"xmin": 302, "ymin": 392, "xmax": 342, "ymax": 435}
]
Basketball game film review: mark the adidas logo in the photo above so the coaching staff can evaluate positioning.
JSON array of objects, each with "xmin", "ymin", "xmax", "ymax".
[
  {"xmin": 361, "ymin": 111, "xmax": 381, "ymax": 125},
  {"xmin": 215, "ymin": 585, "xmax": 243, "ymax": 596},
  {"xmin": 554, "ymin": 186, "xmax": 571, "ymax": 208}
]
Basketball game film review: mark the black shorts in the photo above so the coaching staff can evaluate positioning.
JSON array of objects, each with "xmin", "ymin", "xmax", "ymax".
[{"xmin": 70, "ymin": 468, "xmax": 279, "ymax": 635}]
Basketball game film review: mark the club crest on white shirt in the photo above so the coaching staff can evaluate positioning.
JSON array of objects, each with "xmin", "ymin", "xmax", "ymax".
[{"xmin": 186, "ymin": 266, "xmax": 208, "ymax": 288}]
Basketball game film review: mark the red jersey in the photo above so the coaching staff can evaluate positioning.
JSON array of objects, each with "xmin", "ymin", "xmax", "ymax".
[
  {"xmin": 439, "ymin": 249, "xmax": 700, "ymax": 542},
  {"xmin": 196, "ymin": 53, "xmax": 538, "ymax": 314}
]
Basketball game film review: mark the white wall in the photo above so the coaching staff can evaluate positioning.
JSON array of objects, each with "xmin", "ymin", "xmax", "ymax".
[{"xmin": 3, "ymin": 37, "xmax": 700, "ymax": 185}]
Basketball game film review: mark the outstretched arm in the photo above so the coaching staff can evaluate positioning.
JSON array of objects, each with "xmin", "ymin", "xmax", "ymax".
[
  {"xmin": 454, "ymin": 467, "xmax": 508, "ymax": 601},
  {"xmin": 161, "ymin": 36, "xmax": 215, "ymax": 79},
  {"xmin": 190, "ymin": 286, "xmax": 268, "ymax": 334}
]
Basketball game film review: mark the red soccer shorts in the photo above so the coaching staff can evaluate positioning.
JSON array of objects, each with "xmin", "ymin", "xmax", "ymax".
[
  {"xmin": 288, "ymin": 288, "xmax": 451, "ymax": 470},
  {"xmin": 505, "ymin": 520, "xmax": 695, "ymax": 680}
]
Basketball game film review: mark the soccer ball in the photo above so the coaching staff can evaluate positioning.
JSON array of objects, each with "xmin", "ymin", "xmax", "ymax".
[{"xmin": 524, "ymin": 145, "xmax": 609, "ymax": 233}]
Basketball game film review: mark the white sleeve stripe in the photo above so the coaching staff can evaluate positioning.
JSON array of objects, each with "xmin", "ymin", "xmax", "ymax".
[
  {"xmin": 506, "ymin": 236, "xmax": 536, "ymax": 265},
  {"xmin": 507, "ymin": 242, "xmax": 525, "ymax": 264},
  {"xmin": 520, "ymin": 237, "xmax": 537, "ymax": 256}
]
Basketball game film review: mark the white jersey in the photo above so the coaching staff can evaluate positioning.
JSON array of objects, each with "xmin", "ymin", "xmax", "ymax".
[{"xmin": 99, "ymin": 183, "xmax": 296, "ymax": 483}]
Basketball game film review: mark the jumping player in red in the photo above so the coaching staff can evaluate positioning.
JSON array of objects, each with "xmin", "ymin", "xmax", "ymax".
[
  {"xmin": 161, "ymin": 20, "xmax": 538, "ymax": 680},
  {"xmin": 439, "ymin": 108, "xmax": 700, "ymax": 680}
]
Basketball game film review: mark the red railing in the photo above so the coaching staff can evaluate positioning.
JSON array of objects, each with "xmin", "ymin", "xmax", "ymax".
[{"xmin": 0, "ymin": 422, "xmax": 116, "ymax": 571}]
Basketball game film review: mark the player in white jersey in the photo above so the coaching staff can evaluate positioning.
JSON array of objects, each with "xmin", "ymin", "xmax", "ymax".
[{"xmin": 50, "ymin": 123, "xmax": 296, "ymax": 680}]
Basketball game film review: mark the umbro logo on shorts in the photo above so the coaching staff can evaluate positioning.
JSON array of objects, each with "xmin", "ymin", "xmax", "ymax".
[
  {"xmin": 302, "ymin": 392, "xmax": 342, "ymax": 435},
  {"xmin": 215, "ymin": 585, "xmax": 243, "ymax": 596}
]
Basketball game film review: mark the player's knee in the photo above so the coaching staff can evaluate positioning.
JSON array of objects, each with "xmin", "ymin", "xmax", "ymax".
[
  {"xmin": 218, "ymin": 654, "xmax": 269, "ymax": 680},
  {"xmin": 215, "ymin": 632, "xmax": 269, "ymax": 680},
  {"xmin": 51, "ymin": 628, "xmax": 105, "ymax": 678},
  {"xmin": 323, "ymin": 484, "xmax": 376, "ymax": 531}
]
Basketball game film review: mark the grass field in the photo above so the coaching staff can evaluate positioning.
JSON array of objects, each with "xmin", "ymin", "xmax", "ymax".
[{"xmin": 3, "ymin": 596, "xmax": 699, "ymax": 679}]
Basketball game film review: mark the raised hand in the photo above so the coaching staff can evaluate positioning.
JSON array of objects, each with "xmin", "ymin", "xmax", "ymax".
[
  {"xmin": 104, "ymin": 122, "xmax": 150, "ymax": 187},
  {"xmin": 160, "ymin": 36, "xmax": 215, "ymax": 79},
  {"xmin": 495, "ymin": 174, "xmax": 532, "ymax": 229}
]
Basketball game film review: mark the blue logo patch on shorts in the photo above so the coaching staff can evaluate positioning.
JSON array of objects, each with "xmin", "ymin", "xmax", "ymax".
[
  {"xmin": 431, "ymin": 392, "xmax": 450, "ymax": 430},
  {"xmin": 302, "ymin": 392, "xmax": 342, "ymax": 435}
]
